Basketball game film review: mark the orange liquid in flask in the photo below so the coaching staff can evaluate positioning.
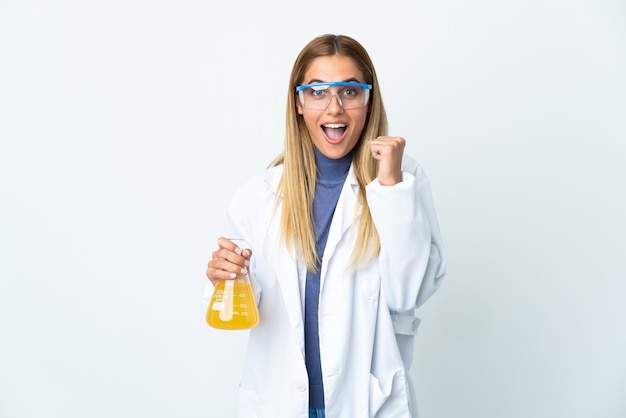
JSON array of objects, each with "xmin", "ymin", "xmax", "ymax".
[{"xmin": 206, "ymin": 278, "xmax": 259, "ymax": 330}]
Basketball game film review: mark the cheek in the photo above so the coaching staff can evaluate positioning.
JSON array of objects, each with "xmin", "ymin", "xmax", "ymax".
[
  {"xmin": 353, "ymin": 113, "xmax": 368, "ymax": 136},
  {"xmin": 302, "ymin": 113, "xmax": 318, "ymax": 133}
]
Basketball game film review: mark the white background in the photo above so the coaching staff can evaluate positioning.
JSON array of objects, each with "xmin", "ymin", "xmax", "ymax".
[{"xmin": 1, "ymin": 0, "xmax": 625, "ymax": 417}]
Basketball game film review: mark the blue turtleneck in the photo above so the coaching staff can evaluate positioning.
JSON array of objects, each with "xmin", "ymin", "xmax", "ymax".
[{"xmin": 305, "ymin": 147, "xmax": 352, "ymax": 409}]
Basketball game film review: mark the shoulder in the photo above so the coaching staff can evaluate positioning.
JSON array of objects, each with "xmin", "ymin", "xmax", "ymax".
[
  {"xmin": 401, "ymin": 154, "xmax": 419, "ymax": 173},
  {"xmin": 236, "ymin": 164, "xmax": 283, "ymax": 197},
  {"xmin": 401, "ymin": 154, "xmax": 429, "ymax": 183}
]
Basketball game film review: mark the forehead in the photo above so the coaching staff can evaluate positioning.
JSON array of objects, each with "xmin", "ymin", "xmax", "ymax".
[{"xmin": 303, "ymin": 55, "xmax": 364, "ymax": 83}]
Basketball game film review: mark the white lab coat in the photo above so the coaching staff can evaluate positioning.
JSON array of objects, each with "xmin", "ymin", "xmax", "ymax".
[{"xmin": 205, "ymin": 154, "xmax": 446, "ymax": 418}]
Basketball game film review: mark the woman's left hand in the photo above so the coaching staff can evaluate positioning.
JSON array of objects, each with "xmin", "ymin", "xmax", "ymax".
[{"xmin": 370, "ymin": 136, "xmax": 405, "ymax": 186}]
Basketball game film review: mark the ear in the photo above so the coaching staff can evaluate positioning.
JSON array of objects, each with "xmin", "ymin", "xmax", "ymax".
[{"xmin": 295, "ymin": 92, "xmax": 304, "ymax": 115}]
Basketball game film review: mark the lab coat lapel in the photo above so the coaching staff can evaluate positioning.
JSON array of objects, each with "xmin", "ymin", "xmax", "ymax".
[
  {"xmin": 273, "ymin": 240, "xmax": 304, "ymax": 342},
  {"xmin": 320, "ymin": 166, "xmax": 360, "ymax": 281},
  {"xmin": 267, "ymin": 176, "xmax": 306, "ymax": 358}
]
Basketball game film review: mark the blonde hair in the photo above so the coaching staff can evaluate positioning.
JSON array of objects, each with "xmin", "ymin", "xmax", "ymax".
[{"xmin": 270, "ymin": 34, "xmax": 388, "ymax": 271}]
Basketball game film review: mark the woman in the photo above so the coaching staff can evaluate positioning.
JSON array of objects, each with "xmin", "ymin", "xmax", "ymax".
[{"xmin": 205, "ymin": 34, "xmax": 446, "ymax": 418}]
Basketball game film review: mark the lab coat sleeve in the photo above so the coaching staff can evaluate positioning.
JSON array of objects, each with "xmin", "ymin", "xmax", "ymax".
[
  {"xmin": 365, "ymin": 160, "xmax": 446, "ymax": 312},
  {"xmin": 203, "ymin": 171, "xmax": 273, "ymax": 306}
]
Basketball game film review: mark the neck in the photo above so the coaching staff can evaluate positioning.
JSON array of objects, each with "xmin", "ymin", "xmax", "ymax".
[{"xmin": 314, "ymin": 147, "xmax": 352, "ymax": 181}]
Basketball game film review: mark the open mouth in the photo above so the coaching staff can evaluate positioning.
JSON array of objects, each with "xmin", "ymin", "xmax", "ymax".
[{"xmin": 322, "ymin": 123, "xmax": 347, "ymax": 143}]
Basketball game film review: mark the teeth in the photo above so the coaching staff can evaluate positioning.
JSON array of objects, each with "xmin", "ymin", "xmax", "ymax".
[{"xmin": 323, "ymin": 123, "xmax": 346, "ymax": 128}]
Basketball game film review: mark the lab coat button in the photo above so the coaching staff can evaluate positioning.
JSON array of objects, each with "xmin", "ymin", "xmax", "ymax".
[
  {"xmin": 296, "ymin": 382, "xmax": 307, "ymax": 391},
  {"xmin": 412, "ymin": 320, "xmax": 419, "ymax": 331}
]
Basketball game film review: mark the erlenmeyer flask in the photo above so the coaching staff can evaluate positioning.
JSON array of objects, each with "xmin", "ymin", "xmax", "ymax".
[{"xmin": 206, "ymin": 239, "xmax": 259, "ymax": 330}]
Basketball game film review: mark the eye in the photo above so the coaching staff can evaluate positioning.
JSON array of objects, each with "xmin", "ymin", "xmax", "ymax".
[
  {"xmin": 341, "ymin": 87, "xmax": 359, "ymax": 98},
  {"xmin": 308, "ymin": 86, "xmax": 328, "ymax": 98}
]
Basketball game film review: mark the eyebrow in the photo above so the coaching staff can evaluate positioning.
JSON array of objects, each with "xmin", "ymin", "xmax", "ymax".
[{"xmin": 305, "ymin": 77, "xmax": 362, "ymax": 84}]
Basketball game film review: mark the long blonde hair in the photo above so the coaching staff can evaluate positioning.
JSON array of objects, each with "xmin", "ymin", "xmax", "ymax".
[{"xmin": 270, "ymin": 34, "xmax": 388, "ymax": 271}]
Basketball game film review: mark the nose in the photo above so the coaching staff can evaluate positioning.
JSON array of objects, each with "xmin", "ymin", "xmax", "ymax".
[{"xmin": 326, "ymin": 93, "xmax": 344, "ymax": 113}]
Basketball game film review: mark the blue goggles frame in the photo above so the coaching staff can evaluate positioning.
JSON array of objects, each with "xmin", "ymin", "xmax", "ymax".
[{"xmin": 295, "ymin": 81, "xmax": 373, "ymax": 92}]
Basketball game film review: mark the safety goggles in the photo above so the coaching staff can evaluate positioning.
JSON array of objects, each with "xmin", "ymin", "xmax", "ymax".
[{"xmin": 296, "ymin": 81, "xmax": 372, "ymax": 110}]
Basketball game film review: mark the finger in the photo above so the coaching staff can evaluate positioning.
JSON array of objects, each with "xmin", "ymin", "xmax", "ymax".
[
  {"xmin": 369, "ymin": 136, "xmax": 394, "ymax": 156},
  {"xmin": 212, "ymin": 247, "xmax": 250, "ymax": 270},
  {"xmin": 369, "ymin": 139, "xmax": 385, "ymax": 159},
  {"xmin": 218, "ymin": 237, "xmax": 252, "ymax": 259},
  {"xmin": 211, "ymin": 237, "xmax": 251, "ymax": 272},
  {"xmin": 208, "ymin": 258, "xmax": 248, "ymax": 277},
  {"xmin": 206, "ymin": 257, "xmax": 249, "ymax": 283}
]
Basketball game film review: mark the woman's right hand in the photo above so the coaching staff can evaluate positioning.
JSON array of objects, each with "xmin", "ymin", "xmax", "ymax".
[{"xmin": 205, "ymin": 237, "xmax": 251, "ymax": 286}]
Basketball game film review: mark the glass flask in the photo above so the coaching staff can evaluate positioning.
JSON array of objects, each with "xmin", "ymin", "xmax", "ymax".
[{"xmin": 206, "ymin": 239, "xmax": 259, "ymax": 330}]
